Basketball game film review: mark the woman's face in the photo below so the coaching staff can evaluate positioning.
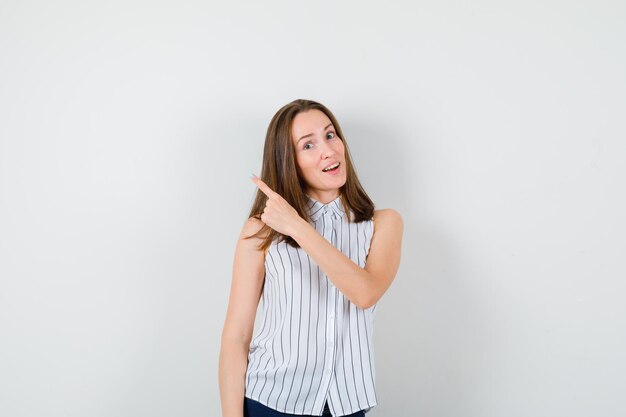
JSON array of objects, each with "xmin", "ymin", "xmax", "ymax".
[{"xmin": 291, "ymin": 109, "xmax": 346, "ymax": 202}]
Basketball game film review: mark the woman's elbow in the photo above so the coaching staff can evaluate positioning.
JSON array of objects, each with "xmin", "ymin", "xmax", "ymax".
[{"xmin": 353, "ymin": 293, "xmax": 379, "ymax": 309}]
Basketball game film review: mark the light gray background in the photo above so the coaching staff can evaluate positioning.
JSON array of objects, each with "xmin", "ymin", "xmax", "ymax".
[{"xmin": 1, "ymin": 0, "xmax": 624, "ymax": 416}]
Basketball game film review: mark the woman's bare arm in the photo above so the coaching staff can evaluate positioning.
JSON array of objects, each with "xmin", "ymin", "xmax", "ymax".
[
  {"xmin": 219, "ymin": 218, "xmax": 267, "ymax": 417},
  {"xmin": 249, "ymin": 175, "xmax": 403, "ymax": 310},
  {"xmin": 291, "ymin": 208, "xmax": 403, "ymax": 309}
]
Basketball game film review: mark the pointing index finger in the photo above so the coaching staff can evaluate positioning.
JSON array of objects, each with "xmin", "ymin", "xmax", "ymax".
[{"xmin": 251, "ymin": 174, "xmax": 279, "ymax": 199}]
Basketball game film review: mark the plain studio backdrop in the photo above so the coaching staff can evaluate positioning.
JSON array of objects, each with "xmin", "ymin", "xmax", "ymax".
[{"xmin": 1, "ymin": 0, "xmax": 625, "ymax": 416}]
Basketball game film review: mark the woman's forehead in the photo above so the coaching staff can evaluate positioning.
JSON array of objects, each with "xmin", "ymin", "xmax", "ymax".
[{"xmin": 291, "ymin": 110, "xmax": 332, "ymax": 142}]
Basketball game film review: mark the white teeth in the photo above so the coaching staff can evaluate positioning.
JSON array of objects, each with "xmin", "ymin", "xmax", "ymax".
[{"xmin": 323, "ymin": 162, "xmax": 340, "ymax": 172}]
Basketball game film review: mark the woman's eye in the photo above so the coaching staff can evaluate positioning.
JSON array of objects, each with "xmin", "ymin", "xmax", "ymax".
[
  {"xmin": 326, "ymin": 132, "xmax": 335, "ymax": 139},
  {"xmin": 303, "ymin": 143, "xmax": 313, "ymax": 150}
]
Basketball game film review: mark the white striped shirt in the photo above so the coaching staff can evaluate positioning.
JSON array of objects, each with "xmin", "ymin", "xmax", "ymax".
[{"xmin": 244, "ymin": 194, "xmax": 378, "ymax": 417}]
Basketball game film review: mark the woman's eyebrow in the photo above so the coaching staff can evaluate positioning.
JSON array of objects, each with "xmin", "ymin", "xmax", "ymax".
[{"xmin": 297, "ymin": 123, "xmax": 334, "ymax": 143}]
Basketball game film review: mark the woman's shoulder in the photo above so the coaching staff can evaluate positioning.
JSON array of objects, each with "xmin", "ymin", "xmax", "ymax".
[
  {"xmin": 239, "ymin": 217, "xmax": 272, "ymax": 255},
  {"xmin": 373, "ymin": 208, "xmax": 403, "ymax": 223},
  {"xmin": 372, "ymin": 208, "xmax": 404, "ymax": 232},
  {"xmin": 239, "ymin": 216, "xmax": 266, "ymax": 237}
]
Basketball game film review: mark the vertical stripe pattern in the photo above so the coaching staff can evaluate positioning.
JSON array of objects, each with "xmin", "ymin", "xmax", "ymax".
[{"xmin": 244, "ymin": 195, "xmax": 377, "ymax": 416}]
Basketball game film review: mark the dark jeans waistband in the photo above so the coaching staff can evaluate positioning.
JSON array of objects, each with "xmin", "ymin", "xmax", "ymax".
[{"xmin": 243, "ymin": 397, "xmax": 365, "ymax": 417}]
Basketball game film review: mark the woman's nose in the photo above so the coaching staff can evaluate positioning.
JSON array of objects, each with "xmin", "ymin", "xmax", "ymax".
[{"xmin": 321, "ymin": 141, "xmax": 336, "ymax": 158}]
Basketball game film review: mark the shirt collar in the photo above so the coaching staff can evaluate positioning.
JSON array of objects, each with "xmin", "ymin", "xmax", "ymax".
[{"xmin": 306, "ymin": 194, "xmax": 346, "ymax": 222}]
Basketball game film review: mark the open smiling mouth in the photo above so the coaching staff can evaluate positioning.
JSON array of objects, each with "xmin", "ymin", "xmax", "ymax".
[{"xmin": 322, "ymin": 162, "xmax": 340, "ymax": 172}]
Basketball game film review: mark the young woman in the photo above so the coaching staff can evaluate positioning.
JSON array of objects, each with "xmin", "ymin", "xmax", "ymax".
[{"xmin": 219, "ymin": 99, "xmax": 403, "ymax": 417}]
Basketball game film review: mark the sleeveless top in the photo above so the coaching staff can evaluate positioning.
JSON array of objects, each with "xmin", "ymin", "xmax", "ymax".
[{"xmin": 244, "ymin": 194, "xmax": 377, "ymax": 417}]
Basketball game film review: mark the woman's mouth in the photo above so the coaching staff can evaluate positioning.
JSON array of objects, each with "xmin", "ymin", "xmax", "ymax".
[{"xmin": 322, "ymin": 162, "xmax": 341, "ymax": 174}]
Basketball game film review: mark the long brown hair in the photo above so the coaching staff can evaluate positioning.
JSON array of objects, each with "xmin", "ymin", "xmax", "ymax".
[{"xmin": 245, "ymin": 99, "xmax": 375, "ymax": 251}]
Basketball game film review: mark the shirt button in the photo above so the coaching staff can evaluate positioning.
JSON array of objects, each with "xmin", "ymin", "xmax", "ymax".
[
  {"xmin": 325, "ymin": 368, "xmax": 331, "ymax": 375},
  {"xmin": 330, "ymin": 314, "xmax": 335, "ymax": 320}
]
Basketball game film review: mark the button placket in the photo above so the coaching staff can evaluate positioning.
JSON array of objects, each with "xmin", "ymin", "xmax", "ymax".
[
  {"xmin": 324, "ymin": 293, "xmax": 336, "ymax": 377},
  {"xmin": 322, "ymin": 209, "xmax": 337, "ymax": 379},
  {"xmin": 325, "ymin": 210, "xmax": 338, "ymax": 289},
  {"xmin": 322, "ymin": 209, "xmax": 333, "ymax": 242}
]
